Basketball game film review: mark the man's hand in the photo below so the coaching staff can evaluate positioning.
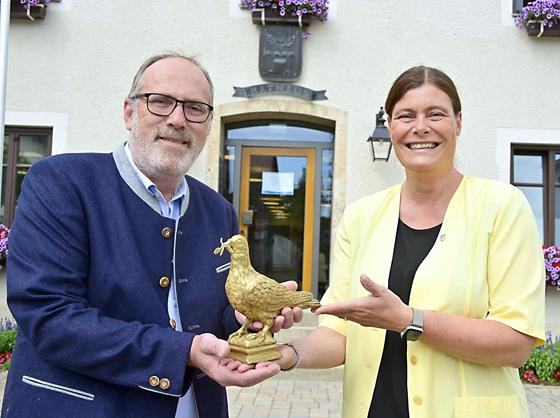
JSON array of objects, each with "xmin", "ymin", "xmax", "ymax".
[
  {"xmin": 234, "ymin": 280, "xmax": 304, "ymax": 333},
  {"xmin": 188, "ymin": 334, "xmax": 280, "ymax": 387}
]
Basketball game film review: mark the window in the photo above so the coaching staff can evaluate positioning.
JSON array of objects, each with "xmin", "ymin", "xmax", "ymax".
[
  {"xmin": 511, "ymin": 145, "xmax": 560, "ymax": 245},
  {"xmin": 513, "ymin": 0, "xmax": 530, "ymax": 14},
  {"xmin": 2, "ymin": 126, "xmax": 52, "ymax": 226}
]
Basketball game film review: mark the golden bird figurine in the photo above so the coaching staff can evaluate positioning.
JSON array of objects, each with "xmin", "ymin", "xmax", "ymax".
[{"xmin": 214, "ymin": 234, "xmax": 320, "ymax": 346}]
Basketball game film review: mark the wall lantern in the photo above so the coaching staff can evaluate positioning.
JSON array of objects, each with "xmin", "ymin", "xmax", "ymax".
[{"xmin": 366, "ymin": 107, "xmax": 392, "ymax": 162}]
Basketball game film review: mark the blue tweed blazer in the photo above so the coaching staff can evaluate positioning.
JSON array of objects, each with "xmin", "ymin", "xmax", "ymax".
[{"xmin": 2, "ymin": 144, "xmax": 239, "ymax": 418}]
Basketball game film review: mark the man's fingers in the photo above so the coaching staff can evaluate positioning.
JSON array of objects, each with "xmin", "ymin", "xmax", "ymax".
[
  {"xmin": 254, "ymin": 361, "xmax": 273, "ymax": 369},
  {"xmin": 270, "ymin": 316, "xmax": 285, "ymax": 333},
  {"xmin": 280, "ymin": 307, "xmax": 294, "ymax": 328},
  {"xmin": 292, "ymin": 307, "xmax": 303, "ymax": 323},
  {"xmin": 198, "ymin": 334, "xmax": 229, "ymax": 358},
  {"xmin": 280, "ymin": 280, "xmax": 298, "ymax": 291},
  {"xmin": 234, "ymin": 310, "xmax": 246, "ymax": 325},
  {"xmin": 250, "ymin": 320, "xmax": 263, "ymax": 331},
  {"xmin": 243, "ymin": 363, "xmax": 280, "ymax": 379},
  {"xmin": 222, "ymin": 363, "xmax": 280, "ymax": 387},
  {"xmin": 237, "ymin": 363, "xmax": 256, "ymax": 373}
]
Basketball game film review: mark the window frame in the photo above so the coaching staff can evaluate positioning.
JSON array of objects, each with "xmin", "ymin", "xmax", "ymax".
[
  {"xmin": 511, "ymin": 144, "xmax": 560, "ymax": 245},
  {"xmin": 512, "ymin": 0, "xmax": 530, "ymax": 14},
  {"xmin": 3, "ymin": 126, "xmax": 52, "ymax": 226}
]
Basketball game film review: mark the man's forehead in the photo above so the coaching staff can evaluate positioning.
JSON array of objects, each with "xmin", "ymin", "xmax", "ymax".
[{"xmin": 141, "ymin": 58, "xmax": 210, "ymax": 97}]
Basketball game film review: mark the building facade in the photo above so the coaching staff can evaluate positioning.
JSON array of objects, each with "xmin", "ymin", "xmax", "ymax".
[{"xmin": 3, "ymin": 0, "xmax": 560, "ymax": 330}]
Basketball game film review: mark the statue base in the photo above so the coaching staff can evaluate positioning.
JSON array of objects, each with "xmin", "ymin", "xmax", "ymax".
[
  {"xmin": 227, "ymin": 332, "xmax": 281, "ymax": 364},
  {"xmin": 228, "ymin": 342, "xmax": 281, "ymax": 364}
]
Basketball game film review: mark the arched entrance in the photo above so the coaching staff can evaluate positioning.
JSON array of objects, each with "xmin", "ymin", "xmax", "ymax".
[{"xmin": 205, "ymin": 100, "xmax": 347, "ymax": 297}]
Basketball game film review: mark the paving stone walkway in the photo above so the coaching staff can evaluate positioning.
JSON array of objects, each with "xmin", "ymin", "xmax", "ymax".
[
  {"xmin": 227, "ymin": 374, "xmax": 560, "ymax": 418},
  {"xmin": 0, "ymin": 370, "xmax": 558, "ymax": 417}
]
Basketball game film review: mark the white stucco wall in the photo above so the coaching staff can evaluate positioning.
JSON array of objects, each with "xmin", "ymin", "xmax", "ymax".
[
  {"xmin": 6, "ymin": 0, "xmax": 559, "ymax": 200},
  {"xmin": 5, "ymin": 0, "xmax": 560, "ymax": 327}
]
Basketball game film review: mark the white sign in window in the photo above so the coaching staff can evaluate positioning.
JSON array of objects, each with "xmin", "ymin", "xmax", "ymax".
[{"xmin": 261, "ymin": 172, "xmax": 294, "ymax": 196}]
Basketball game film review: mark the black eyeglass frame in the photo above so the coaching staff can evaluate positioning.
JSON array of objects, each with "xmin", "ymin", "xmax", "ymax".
[{"xmin": 130, "ymin": 92, "xmax": 214, "ymax": 123}]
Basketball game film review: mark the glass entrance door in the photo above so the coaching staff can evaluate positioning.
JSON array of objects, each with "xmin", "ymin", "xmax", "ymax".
[{"xmin": 239, "ymin": 147, "xmax": 316, "ymax": 291}]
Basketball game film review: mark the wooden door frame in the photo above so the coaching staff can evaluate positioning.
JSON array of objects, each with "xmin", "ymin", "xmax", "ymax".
[{"xmin": 239, "ymin": 146, "xmax": 316, "ymax": 292}]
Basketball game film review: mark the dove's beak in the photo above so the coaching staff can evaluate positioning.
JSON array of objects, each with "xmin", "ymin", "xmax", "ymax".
[{"xmin": 213, "ymin": 238, "xmax": 233, "ymax": 256}]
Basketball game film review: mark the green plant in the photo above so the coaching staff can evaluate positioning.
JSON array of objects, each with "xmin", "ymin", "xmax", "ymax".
[
  {"xmin": 0, "ymin": 317, "xmax": 16, "ymax": 371},
  {"xmin": 0, "ymin": 328, "xmax": 16, "ymax": 353},
  {"xmin": 520, "ymin": 332, "xmax": 560, "ymax": 384}
]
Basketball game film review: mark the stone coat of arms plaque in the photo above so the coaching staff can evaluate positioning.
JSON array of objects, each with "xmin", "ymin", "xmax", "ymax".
[{"xmin": 259, "ymin": 25, "xmax": 303, "ymax": 82}]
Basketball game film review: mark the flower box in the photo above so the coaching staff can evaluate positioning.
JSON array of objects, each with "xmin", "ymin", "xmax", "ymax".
[
  {"xmin": 251, "ymin": 9, "xmax": 312, "ymax": 27},
  {"xmin": 526, "ymin": 21, "xmax": 560, "ymax": 37},
  {"xmin": 515, "ymin": 0, "xmax": 560, "ymax": 37},
  {"xmin": 10, "ymin": 0, "xmax": 47, "ymax": 20}
]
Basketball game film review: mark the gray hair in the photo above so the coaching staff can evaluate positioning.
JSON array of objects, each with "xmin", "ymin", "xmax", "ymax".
[{"xmin": 128, "ymin": 52, "xmax": 214, "ymax": 104}]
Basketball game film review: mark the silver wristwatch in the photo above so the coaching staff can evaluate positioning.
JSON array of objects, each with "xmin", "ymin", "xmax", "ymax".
[{"xmin": 400, "ymin": 308, "xmax": 424, "ymax": 341}]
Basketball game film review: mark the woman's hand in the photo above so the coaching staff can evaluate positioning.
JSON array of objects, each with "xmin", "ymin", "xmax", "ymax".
[
  {"xmin": 314, "ymin": 274, "xmax": 412, "ymax": 332},
  {"xmin": 315, "ymin": 276, "xmax": 535, "ymax": 368}
]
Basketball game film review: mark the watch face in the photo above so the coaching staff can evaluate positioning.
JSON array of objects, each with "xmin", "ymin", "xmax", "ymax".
[{"xmin": 404, "ymin": 326, "xmax": 423, "ymax": 341}]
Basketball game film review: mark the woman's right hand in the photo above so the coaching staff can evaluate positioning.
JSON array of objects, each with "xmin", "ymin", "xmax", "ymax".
[{"xmin": 314, "ymin": 274, "xmax": 413, "ymax": 332}]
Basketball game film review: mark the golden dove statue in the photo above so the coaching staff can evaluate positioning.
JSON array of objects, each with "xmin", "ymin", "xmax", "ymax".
[{"xmin": 214, "ymin": 234, "xmax": 320, "ymax": 364}]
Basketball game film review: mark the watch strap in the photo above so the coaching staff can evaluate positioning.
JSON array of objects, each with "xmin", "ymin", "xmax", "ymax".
[
  {"xmin": 400, "ymin": 308, "xmax": 424, "ymax": 340},
  {"xmin": 411, "ymin": 307, "xmax": 424, "ymax": 328}
]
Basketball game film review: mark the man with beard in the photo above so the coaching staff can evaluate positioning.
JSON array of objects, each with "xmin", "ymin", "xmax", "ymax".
[{"xmin": 2, "ymin": 53, "xmax": 298, "ymax": 418}]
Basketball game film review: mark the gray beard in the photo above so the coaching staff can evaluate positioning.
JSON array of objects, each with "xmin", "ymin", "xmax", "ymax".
[{"xmin": 129, "ymin": 120, "xmax": 204, "ymax": 180}]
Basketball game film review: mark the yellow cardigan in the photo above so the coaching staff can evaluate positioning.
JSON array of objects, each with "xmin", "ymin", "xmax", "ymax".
[{"xmin": 319, "ymin": 176, "xmax": 545, "ymax": 418}]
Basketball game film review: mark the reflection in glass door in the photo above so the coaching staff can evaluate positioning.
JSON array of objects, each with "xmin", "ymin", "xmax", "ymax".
[{"xmin": 239, "ymin": 147, "xmax": 315, "ymax": 292}]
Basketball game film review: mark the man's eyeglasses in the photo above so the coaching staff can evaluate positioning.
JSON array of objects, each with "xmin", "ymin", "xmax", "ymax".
[{"xmin": 130, "ymin": 93, "xmax": 213, "ymax": 123}]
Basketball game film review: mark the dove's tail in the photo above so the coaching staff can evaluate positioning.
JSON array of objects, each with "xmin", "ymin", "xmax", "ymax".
[{"xmin": 292, "ymin": 291, "xmax": 321, "ymax": 309}]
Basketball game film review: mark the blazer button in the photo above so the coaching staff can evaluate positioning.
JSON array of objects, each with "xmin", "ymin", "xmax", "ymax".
[
  {"xmin": 170, "ymin": 319, "xmax": 177, "ymax": 329},
  {"xmin": 413, "ymin": 395, "xmax": 423, "ymax": 406},
  {"xmin": 162, "ymin": 227, "xmax": 173, "ymax": 239},
  {"xmin": 159, "ymin": 378, "xmax": 171, "ymax": 390},
  {"xmin": 159, "ymin": 277, "xmax": 170, "ymax": 288},
  {"xmin": 410, "ymin": 355, "xmax": 418, "ymax": 365},
  {"xmin": 149, "ymin": 375, "xmax": 160, "ymax": 387}
]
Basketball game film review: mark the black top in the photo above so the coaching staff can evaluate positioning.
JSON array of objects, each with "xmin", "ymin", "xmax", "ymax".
[{"xmin": 368, "ymin": 219, "xmax": 441, "ymax": 418}]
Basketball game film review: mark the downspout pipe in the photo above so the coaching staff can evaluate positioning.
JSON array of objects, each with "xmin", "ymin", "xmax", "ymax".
[{"xmin": 0, "ymin": 0, "xmax": 12, "ymax": 200}]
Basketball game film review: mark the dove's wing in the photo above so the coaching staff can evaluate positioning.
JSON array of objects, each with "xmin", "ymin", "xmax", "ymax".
[{"xmin": 248, "ymin": 273, "xmax": 302, "ymax": 312}]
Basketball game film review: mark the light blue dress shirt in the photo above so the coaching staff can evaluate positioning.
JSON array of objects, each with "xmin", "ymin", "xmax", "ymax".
[{"xmin": 125, "ymin": 143, "xmax": 198, "ymax": 418}]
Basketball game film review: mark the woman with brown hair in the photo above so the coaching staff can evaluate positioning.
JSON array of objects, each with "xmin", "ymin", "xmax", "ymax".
[{"xmin": 277, "ymin": 66, "xmax": 545, "ymax": 418}]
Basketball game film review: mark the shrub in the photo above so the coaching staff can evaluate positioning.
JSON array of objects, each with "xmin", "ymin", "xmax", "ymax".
[
  {"xmin": 520, "ymin": 332, "xmax": 560, "ymax": 384},
  {"xmin": 0, "ymin": 318, "xmax": 17, "ymax": 371}
]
